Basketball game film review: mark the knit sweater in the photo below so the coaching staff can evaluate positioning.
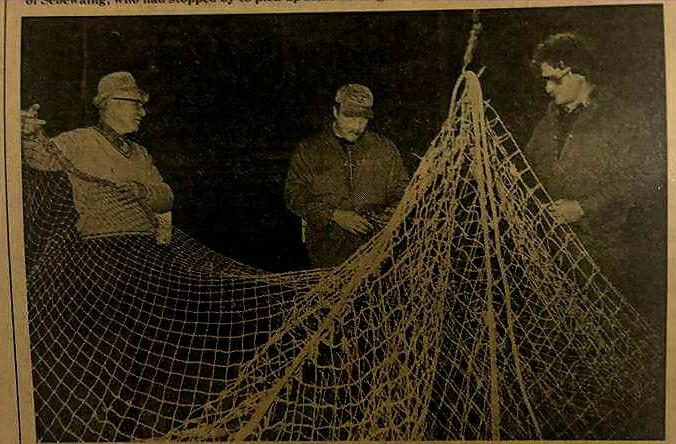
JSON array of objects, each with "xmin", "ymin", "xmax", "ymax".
[{"xmin": 37, "ymin": 127, "xmax": 173, "ymax": 238}]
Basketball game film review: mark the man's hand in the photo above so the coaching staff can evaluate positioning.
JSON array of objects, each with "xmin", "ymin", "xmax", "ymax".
[
  {"xmin": 548, "ymin": 199, "xmax": 584, "ymax": 224},
  {"xmin": 331, "ymin": 209, "xmax": 372, "ymax": 235},
  {"xmin": 116, "ymin": 181, "xmax": 147, "ymax": 204},
  {"xmin": 21, "ymin": 104, "xmax": 46, "ymax": 138},
  {"xmin": 21, "ymin": 104, "xmax": 60, "ymax": 171}
]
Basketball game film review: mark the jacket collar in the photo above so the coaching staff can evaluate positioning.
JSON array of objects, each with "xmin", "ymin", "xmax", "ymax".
[
  {"xmin": 326, "ymin": 126, "xmax": 371, "ymax": 149},
  {"xmin": 548, "ymin": 87, "xmax": 612, "ymax": 118}
]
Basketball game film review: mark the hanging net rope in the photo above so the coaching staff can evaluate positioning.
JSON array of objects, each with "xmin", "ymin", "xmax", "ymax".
[{"xmin": 23, "ymin": 68, "xmax": 662, "ymax": 442}]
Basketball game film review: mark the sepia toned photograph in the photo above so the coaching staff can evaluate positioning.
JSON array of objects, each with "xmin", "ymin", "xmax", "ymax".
[{"xmin": 5, "ymin": 1, "xmax": 669, "ymax": 442}]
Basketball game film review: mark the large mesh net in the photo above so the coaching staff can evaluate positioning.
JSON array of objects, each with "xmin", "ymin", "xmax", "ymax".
[{"xmin": 24, "ymin": 70, "xmax": 662, "ymax": 442}]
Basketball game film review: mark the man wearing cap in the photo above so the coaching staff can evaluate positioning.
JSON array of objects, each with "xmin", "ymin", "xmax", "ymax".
[
  {"xmin": 285, "ymin": 83, "xmax": 409, "ymax": 268},
  {"xmin": 21, "ymin": 71, "xmax": 173, "ymax": 241}
]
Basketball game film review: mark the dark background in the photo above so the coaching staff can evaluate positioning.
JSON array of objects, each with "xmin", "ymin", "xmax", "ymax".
[{"xmin": 21, "ymin": 4, "xmax": 665, "ymax": 271}]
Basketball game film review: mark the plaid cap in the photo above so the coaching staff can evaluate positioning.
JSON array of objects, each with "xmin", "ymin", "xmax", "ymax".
[
  {"xmin": 93, "ymin": 71, "xmax": 149, "ymax": 108},
  {"xmin": 335, "ymin": 84, "xmax": 374, "ymax": 118}
]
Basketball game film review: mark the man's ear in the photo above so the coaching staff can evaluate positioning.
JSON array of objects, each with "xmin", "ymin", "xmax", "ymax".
[{"xmin": 98, "ymin": 101, "xmax": 109, "ymax": 118}]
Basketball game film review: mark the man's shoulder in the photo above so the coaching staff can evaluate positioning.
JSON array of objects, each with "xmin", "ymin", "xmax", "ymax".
[
  {"xmin": 53, "ymin": 127, "xmax": 151, "ymax": 159},
  {"xmin": 360, "ymin": 131, "xmax": 400, "ymax": 156},
  {"xmin": 299, "ymin": 129, "xmax": 333, "ymax": 146},
  {"xmin": 50, "ymin": 127, "xmax": 100, "ymax": 156},
  {"xmin": 53, "ymin": 126, "xmax": 96, "ymax": 143},
  {"xmin": 358, "ymin": 132, "xmax": 405, "ymax": 165},
  {"xmin": 295, "ymin": 130, "xmax": 339, "ymax": 159},
  {"xmin": 585, "ymin": 89, "xmax": 634, "ymax": 117},
  {"xmin": 362, "ymin": 130, "xmax": 394, "ymax": 145},
  {"xmin": 589, "ymin": 91, "xmax": 654, "ymax": 135}
]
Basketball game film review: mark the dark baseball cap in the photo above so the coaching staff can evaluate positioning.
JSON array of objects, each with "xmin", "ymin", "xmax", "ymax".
[{"xmin": 335, "ymin": 84, "xmax": 374, "ymax": 118}]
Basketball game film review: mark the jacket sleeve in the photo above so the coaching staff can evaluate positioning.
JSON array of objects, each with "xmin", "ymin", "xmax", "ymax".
[
  {"xmin": 384, "ymin": 141, "xmax": 410, "ymax": 208},
  {"xmin": 524, "ymin": 118, "xmax": 550, "ymax": 184},
  {"xmin": 22, "ymin": 137, "xmax": 62, "ymax": 171},
  {"xmin": 137, "ymin": 146, "xmax": 174, "ymax": 213},
  {"xmin": 24, "ymin": 130, "xmax": 88, "ymax": 172},
  {"xmin": 284, "ymin": 143, "xmax": 334, "ymax": 228},
  {"xmin": 578, "ymin": 116, "xmax": 662, "ymax": 218}
]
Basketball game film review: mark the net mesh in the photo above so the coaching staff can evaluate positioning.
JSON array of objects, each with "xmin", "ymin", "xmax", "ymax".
[{"xmin": 24, "ymin": 71, "xmax": 661, "ymax": 442}]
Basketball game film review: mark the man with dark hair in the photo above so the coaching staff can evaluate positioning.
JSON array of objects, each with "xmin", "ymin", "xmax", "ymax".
[
  {"xmin": 527, "ymin": 33, "xmax": 665, "ymax": 323},
  {"xmin": 285, "ymin": 83, "xmax": 409, "ymax": 268},
  {"xmin": 532, "ymin": 32, "xmax": 596, "ymax": 83},
  {"xmin": 526, "ymin": 34, "xmax": 665, "ymax": 437}
]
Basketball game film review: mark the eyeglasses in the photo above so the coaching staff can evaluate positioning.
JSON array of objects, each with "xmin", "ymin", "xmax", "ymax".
[
  {"xmin": 111, "ymin": 97, "xmax": 145, "ymax": 109},
  {"xmin": 541, "ymin": 70, "xmax": 571, "ymax": 85}
]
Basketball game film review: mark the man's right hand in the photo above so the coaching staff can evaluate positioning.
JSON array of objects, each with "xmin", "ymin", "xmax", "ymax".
[
  {"xmin": 331, "ymin": 209, "xmax": 372, "ymax": 235},
  {"xmin": 21, "ymin": 103, "xmax": 46, "ymax": 138},
  {"xmin": 21, "ymin": 104, "xmax": 61, "ymax": 171}
]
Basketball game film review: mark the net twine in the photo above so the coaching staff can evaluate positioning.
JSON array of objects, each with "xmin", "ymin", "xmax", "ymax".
[{"xmin": 24, "ymin": 18, "xmax": 661, "ymax": 441}]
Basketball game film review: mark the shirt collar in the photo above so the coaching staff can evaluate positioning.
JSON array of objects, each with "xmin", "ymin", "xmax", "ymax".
[
  {"xmin": 562, "ymin": 85, "xmax": 597, "ymax": 114},
  {"xmin": 93, "ymin": 122, "xmax": 133, "ymax": 157}
]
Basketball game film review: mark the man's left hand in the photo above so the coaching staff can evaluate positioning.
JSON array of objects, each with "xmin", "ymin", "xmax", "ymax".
[{"xmin": 548, "ymin": 199, "xmax": 584, "ymax": 224}]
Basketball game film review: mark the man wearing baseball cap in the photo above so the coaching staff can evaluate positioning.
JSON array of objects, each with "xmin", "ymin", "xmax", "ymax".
[
  {"xmin": 21, "ymin": 71, "xmax": 173, "ymax": 242},
  {"xmin": 285, "ymin": 83, "xmax": 409, "ymax": 268}
]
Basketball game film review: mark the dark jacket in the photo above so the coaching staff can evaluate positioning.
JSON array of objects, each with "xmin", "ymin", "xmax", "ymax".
[
  {"xmin": 526, "ymin": 90, "xmax": 665, "ymax": 317},
  {"xmin": 285, "ymin": 128, "xmax": 409, "ymax": 267}
]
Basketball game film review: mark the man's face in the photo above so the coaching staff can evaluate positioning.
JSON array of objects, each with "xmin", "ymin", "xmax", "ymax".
[
  {"xmin": 101, "ymin": 97, "xmax": 146, "ymax": 135},
  {"xmin": 333, "ymin": 107, "xmax": 369, "ymax": 142},
  {"xmin": 540, "ymin": 62, "xmax": 585, "ymax": 108}
]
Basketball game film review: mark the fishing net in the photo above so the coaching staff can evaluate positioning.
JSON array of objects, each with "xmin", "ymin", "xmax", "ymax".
[{"xmin": 23, "ymin": 70, "xmax": 662, "ymax": 442}]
